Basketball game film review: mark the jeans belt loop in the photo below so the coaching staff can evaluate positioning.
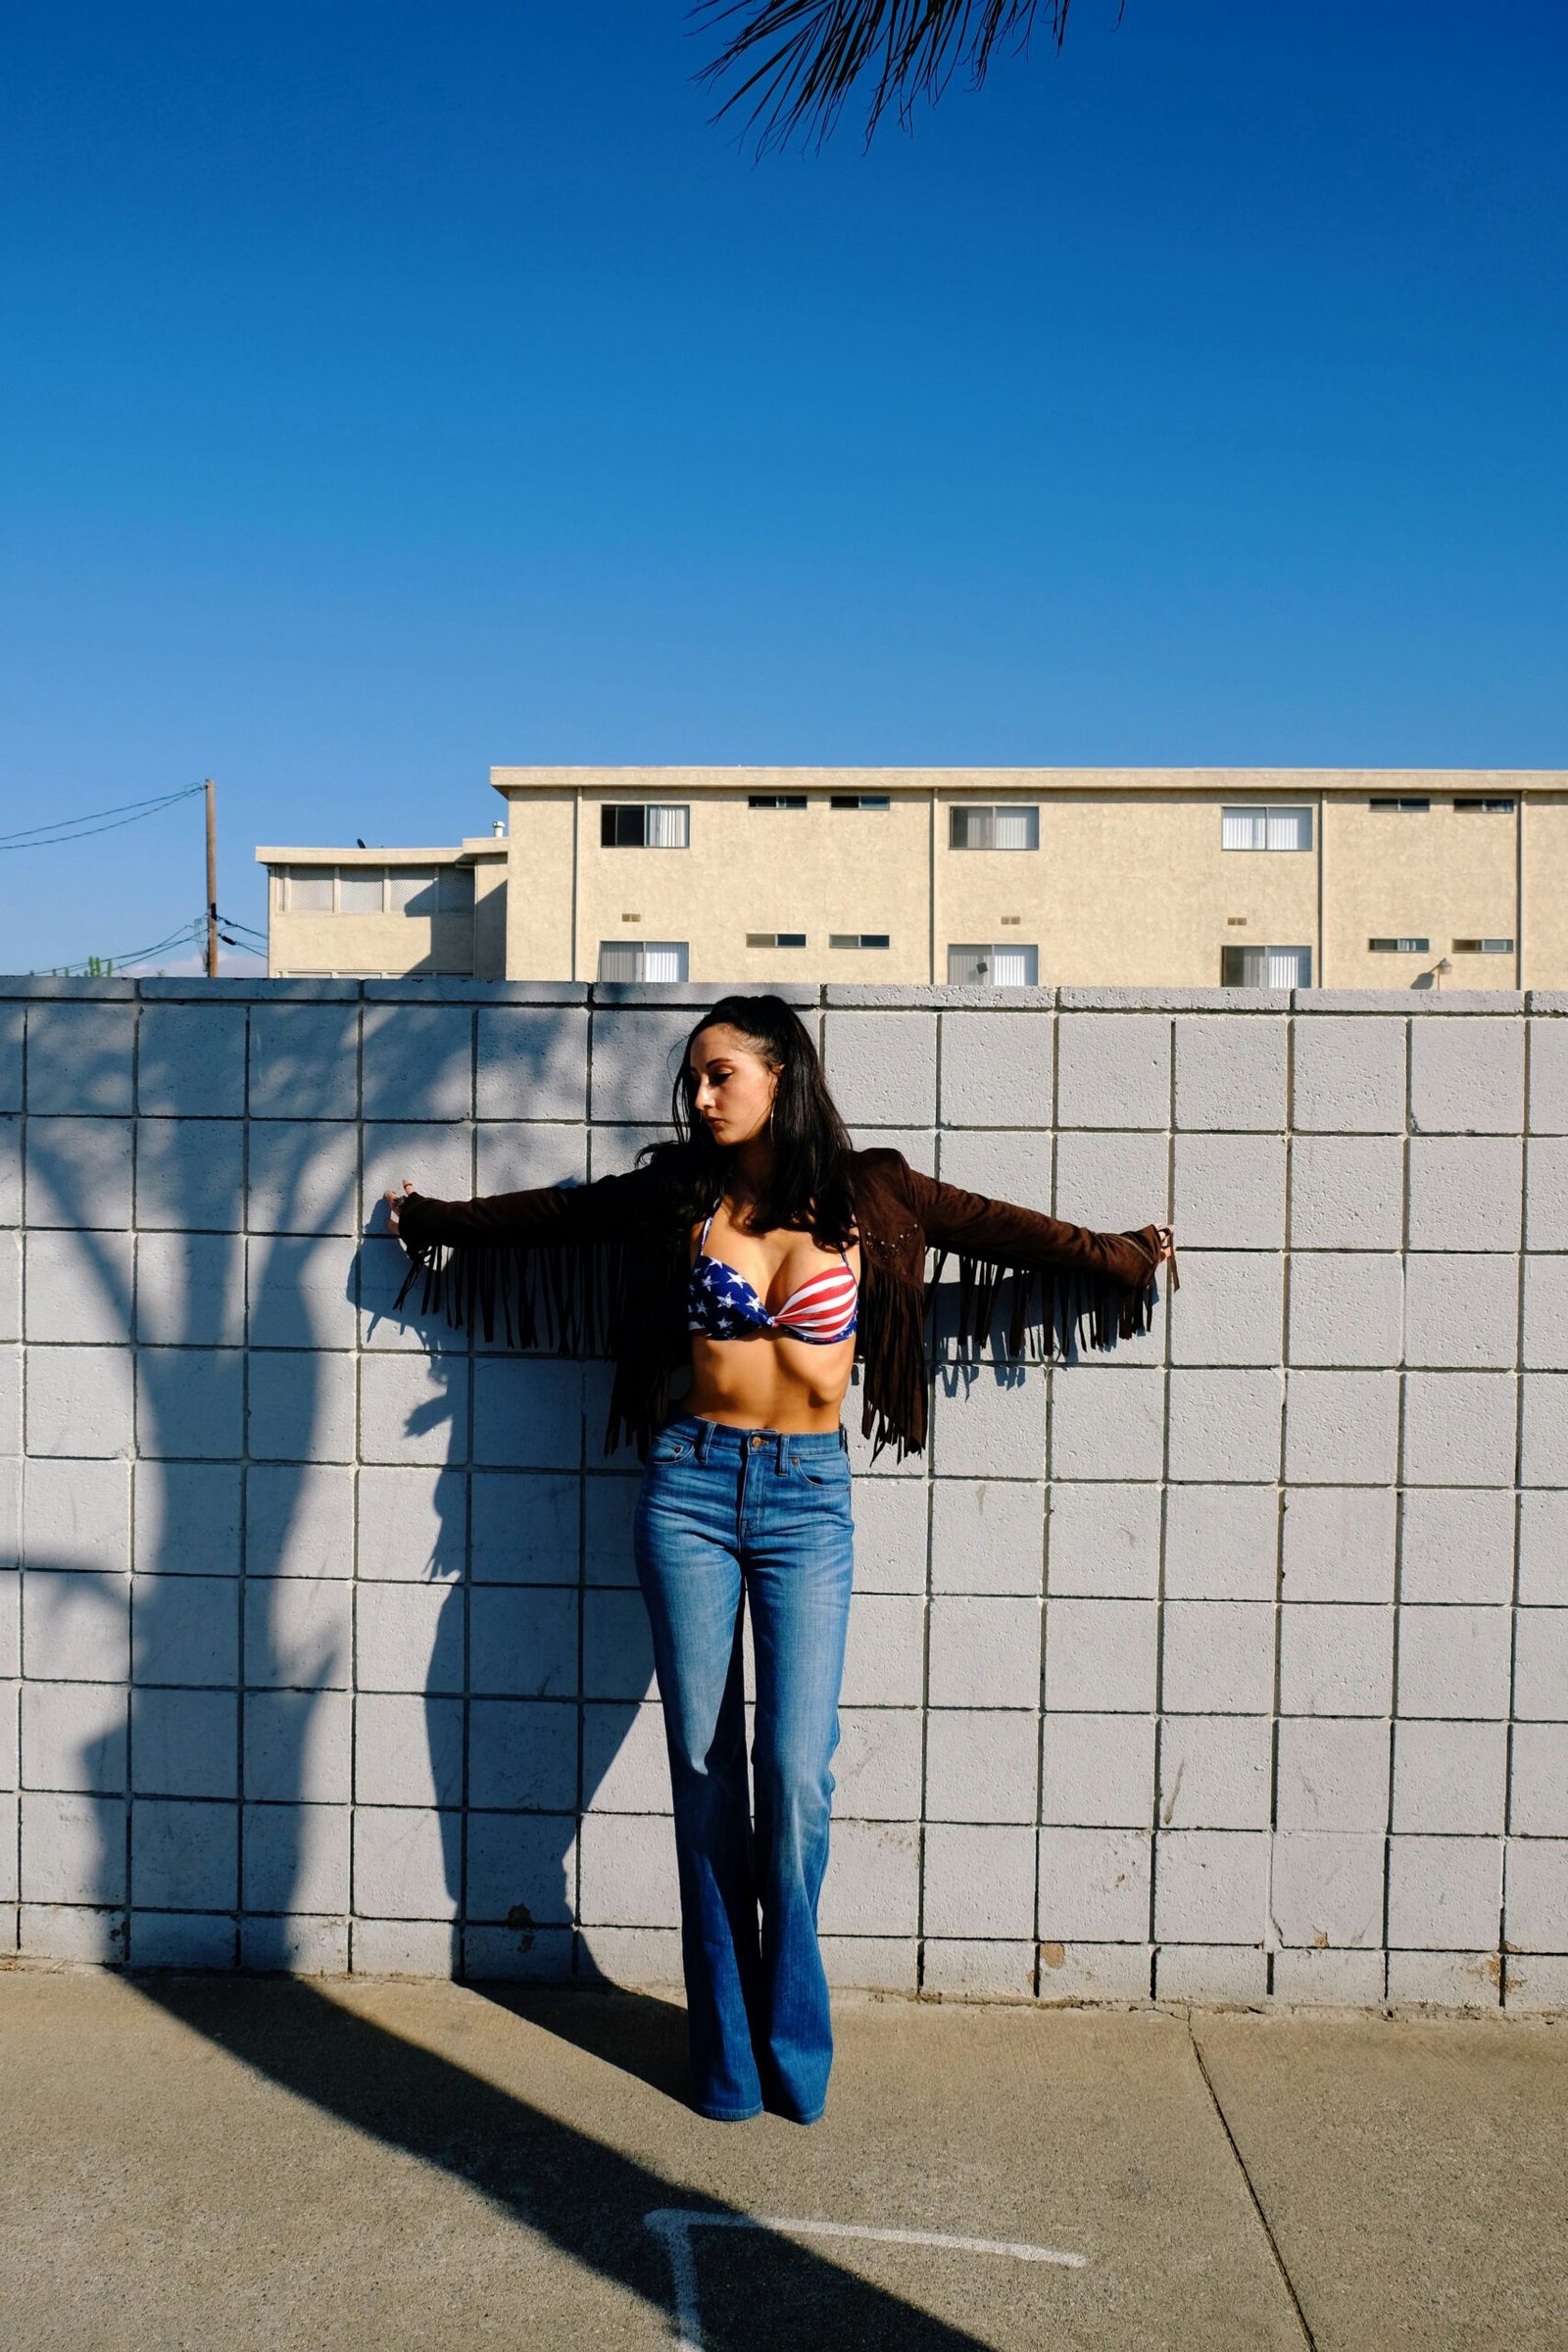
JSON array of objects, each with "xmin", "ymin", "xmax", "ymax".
[
  {"xmin": 774, "ymin": 1429, "xmax": 788, "ymax": 1473},
  {"xmin": 695, "ymin": 1417, "xmax": 714, "ymax": 1465}
]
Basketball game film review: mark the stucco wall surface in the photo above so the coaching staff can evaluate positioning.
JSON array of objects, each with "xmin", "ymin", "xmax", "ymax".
[{"xmin": 1, "ymin": 976, "xmax": 1565, "ymax": 2012}]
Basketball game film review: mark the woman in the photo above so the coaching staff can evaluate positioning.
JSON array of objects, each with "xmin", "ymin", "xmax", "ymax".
[{"xmin": 387, "ymin": 994, "xmax": 1175, "ymax": 2127}]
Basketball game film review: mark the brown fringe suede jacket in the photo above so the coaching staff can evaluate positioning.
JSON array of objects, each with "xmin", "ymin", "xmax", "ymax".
[{"xmin": 394, "ymin": 1146, "xmax": 1168, "ymax": 1460}]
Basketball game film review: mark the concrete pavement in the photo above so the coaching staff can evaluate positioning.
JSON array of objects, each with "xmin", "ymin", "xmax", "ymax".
[{"xmin": 1, "ymin": 1972, "xmax": 1563, "ymax": 2350}]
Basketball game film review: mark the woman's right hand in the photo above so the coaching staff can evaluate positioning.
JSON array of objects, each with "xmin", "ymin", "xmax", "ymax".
[{"xmin": 382, "ymin": 1179, "xmax": 416, "ymax": 1236}]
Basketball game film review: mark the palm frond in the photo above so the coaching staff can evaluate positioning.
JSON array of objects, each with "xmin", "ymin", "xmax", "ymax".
[{"xmin": 693, "ymin": 0, "xmax": 1088, "ymax": 153}]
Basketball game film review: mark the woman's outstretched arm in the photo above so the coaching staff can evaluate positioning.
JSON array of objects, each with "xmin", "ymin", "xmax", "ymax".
[
  {"xmin": 897, "ymin": 1159, "xmax": 1174, "ymax": 1290},
  {"xmin": 384, "ymin": 1170, "xmax": 656, "ymax": 1254}
]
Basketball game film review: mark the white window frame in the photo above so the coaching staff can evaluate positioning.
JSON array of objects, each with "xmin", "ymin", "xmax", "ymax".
[
  {"xmin": 600, "ymin": 803, "xmax": 690, "ymax": 849},
  {"xmin": 1221, "ymin": 944, "xmax": 1312, "ymax": 988},
  {"xmin": 1220, "ymin": 806, "xmax": 1313, "ymax": 852},
  {"xmin": 596, "ymin": 940, "xmax": 690, "ymax": 982},
  {"xmin": 947, "ymin": 943, "xmax": 1040, "ymax": 987},
  {"xmin": 948, "ymin": 805, "xmax": 1039, "ymax": 852}
]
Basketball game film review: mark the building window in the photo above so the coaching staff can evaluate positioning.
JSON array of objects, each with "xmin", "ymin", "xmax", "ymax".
[
  {"xmin": 746, "ymin": 932, "xmax": 807, "ymax": 949},
  {"xmin": 1221, "ymin": 806, "xmax": 1313, "ymax": 852},
  {"xmin": 1452, "ymin": 938, "xmax": 1514, "ymax": 955},
  {"xmin": 748, "ymin": 795, "xmax": 808, "ymax": 809},
  {"xmin": 949, "ymin": 805, "xmax": 1039, "ymax": 851},
  {"xmin": 1368, "ymin": 936, "xmax": 1430, "ymax": 954},
  {"xmin": 280, "ymin": 864, "xmax": 474, "ymax": 916},
  {"xmin": 1369, "ymin": 797, "xmax": 1430, "ymax": 811},
  {"xmin": 829, "ymin": 933, "xmax": 890, "ymax": 950},
  {"xmin": 1221, "ymin": 945, "xmax": 1312, "ymax": 988},
  {"xmin": 282, "ymin": 868, "xmax": 334, "ymax": 912},
  {"xmin": 600, "ymin": 803, "xmax": 689, "ymax": 849},
  {"xmin": 830, "ymin": 794, "xmax": 891, "ymax": 810},
  {"xmin": 387, "ymin": 869, "xmax": 440, "ymax": 914},
  {"xmin": 1454, "ymin": 798, "xmax": 1515, "ymax": 813},
  {"xmin": 338, "ymin": 870, "xmax": 385, "ymax": 913},
  {"xmin": 948, "ymin": 944, "xmax": 1040, "ymax": 986},
  {"xmin": 597, "ymin": 941, "xmax": 690, "ymax": 982}
]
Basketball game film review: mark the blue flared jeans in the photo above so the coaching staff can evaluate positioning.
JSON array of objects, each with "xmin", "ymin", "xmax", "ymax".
[{"xmin": 632, "ymin": 1414, "xmax": 855, "ymax": 2124}]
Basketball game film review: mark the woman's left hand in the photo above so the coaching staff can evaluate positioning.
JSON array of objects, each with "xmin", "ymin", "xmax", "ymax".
[{"xmin": 1152, "ymin": 1223, "xmax": 1176, "ymax": 1265}]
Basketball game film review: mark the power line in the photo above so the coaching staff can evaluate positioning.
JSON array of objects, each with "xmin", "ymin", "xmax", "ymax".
[
  {"xmin": 0, "ymin": 781, "xmax": 206, "ymax": 851},
  {"xmin": 38, "ymin": 917, "xmax": 208, "ymax": 978}
]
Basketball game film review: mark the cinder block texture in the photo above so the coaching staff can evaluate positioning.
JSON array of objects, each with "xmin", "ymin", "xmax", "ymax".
[
  {"xmin": 1270, "ymin": 1833, "xmax": 1385, "ymax": 1949},
  {"xmin": 1407, "ymin": 1137, "xmax": 1523, "ymax": 1251},
  {"xmin": 1055, "ymin": 1015, "xmax": 1168, "ymax": 1130},
  {"xmin": 1288, "ymin": 1253, "xmax": 1402, "ymax": 1368},
  {"xmin": 248, "ymin": 1004, "xmax": 359, "ymax": 1119},
  {"xmin": 1524, "ymin": 1256, "xmax": 1568, "ymax": 1370},
  {"xmin": 136, "ymin": 1118, "xmax": 244, "ymax": 1232},
  {"xmin": 1153, "ymin": 1830, "xmax": 1268, "ymax": 1944},
  {"xmin": 1281, "ymin": 1488, "xmax": 1396, "ymax": 1604},
  {"xmin": 1284, "ymin": 1372, "xmax": 1399, "ymax": 1486},
  {"xmin": 931, "ymin": 1480, "xmax": 1041, "ymax": 1594},
  {"xmin": 26, "ymin": 1119, "xmax": 133, "ymax": 1229},
  {"xmin": 939, "ymin": 1012, "xmax": 1054, "ymax": 1128},
  {"xmin": 1401, "ymin": 1373, "xmax": 1517, "ymax": 1487},
  {"xmin": 1410, "ymin": 1019, "xmax": 1524, "ymax": 1135},
  {"xmin": 1518, "ymin": 1491, "xmax": 1568, "ymax": 1606},
  {"xmin": 1167, "ymin": 1369, "xmax": 1283, "ymax": 1483},
  {"xmin": 1293, "ymin": 1016, "xmax": 1405, "ymax": 1133},
  {"xmin": 1047, "ymin": 1483, "xmax": 1159, "ymax": 1598},
  {"xmin": 1054, "ymin": 1130, "xmax": 1168, "ymax": 1233},
  {"xmin": 1174, "ymin": 1016, "xmax": 1287, "ymax": 1132},
  {"xmin": 5, "ymin": 987, "xmax": 1563, "ymax": 2001},
  {"xmin": 1169, "ymin": 1252, "xmax": 1283, "ymax": 1367},
  {"xmin": 1173, "ymin": 1133, "xmax": 1286, "ymax": 1250},
  {"xmin": 1289, "ymin": 1136, "xmax": 1405, "ymax": 1250},
  {"xmin": 1530, "ymin": 1019, "xmax": 1568, "ymax": 1133},
  {"xmin": 1158, "ymin": 1716, "xmax": 1271, "ymax": 1831},
  {"xmin": 1163, "ymin": 1486, "xmax": 1279, "ymax": 1601},
  {"xmin": 26, "ymin": 1004, "xmax": 136, "ymax": 1115},
  {"xmin": 1404, "ymin": 1255, "xmax": 1519, "ymax": 1370},
  {"xmin": 137, "ymin": 1005, "xmax": 247, "ymax": 1117}
]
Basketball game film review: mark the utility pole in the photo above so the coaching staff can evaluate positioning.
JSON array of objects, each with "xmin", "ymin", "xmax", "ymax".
[{"xmin": 205, "ymin": 777, "xmax": 219, "ymax": 979}]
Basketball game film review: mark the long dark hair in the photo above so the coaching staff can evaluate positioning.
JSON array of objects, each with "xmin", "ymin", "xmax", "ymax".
[{"xmin": 640, "ymin": 994, "xmax": 857, "ymax": 1245}]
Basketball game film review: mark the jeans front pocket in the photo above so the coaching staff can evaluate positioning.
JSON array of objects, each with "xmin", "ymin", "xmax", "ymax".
[{"xmin": 791, "ymin": 1446, "xmax": 851, "ymax": 1491}]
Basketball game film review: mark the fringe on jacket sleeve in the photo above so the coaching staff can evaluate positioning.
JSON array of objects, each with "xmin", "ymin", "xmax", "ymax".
[
  {"xmin": 392, "ymin": 1230, "xmax": 628, "ymax": 1354},
  {"xmin": 947, "ymin": 1243, "xmax": 1163, "ymax": 1360}
]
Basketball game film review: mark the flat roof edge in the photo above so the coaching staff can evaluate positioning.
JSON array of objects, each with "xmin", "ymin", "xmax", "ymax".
[{"xmin": 489, "ymin": 764, "xmax": 1568, "ymax": 793}]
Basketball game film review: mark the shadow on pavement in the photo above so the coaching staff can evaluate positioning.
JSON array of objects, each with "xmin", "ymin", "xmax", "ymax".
[
  {"xmin": 128, "ymin": 1974, "xmax": 991, "ymax": 2351},
  {"xmin": 469, "ymin": 1978, "xmax": 695, "ymax": 2104}
]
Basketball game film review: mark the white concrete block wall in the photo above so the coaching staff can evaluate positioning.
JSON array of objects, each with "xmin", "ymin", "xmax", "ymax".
[{"xmin": 1, "ymin": 975, "xmax": 1565, "ymax": 2012}]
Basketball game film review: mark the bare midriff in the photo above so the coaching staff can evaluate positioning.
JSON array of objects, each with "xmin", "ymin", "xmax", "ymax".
[{"xmin": 681, "ymin": 1217, "xmax": 861, "ymax": 1435}]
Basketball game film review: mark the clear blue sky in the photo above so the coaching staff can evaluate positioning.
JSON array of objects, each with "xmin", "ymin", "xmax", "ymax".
[{"xmin": 2, "ymin": 0, "xmax": 1564, "ymax": 971}]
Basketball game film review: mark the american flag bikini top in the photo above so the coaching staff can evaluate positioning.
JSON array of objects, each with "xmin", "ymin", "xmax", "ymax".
[{"xmin": 687, "ymin": 1211, "xmax": 859, "ymax": 1345}]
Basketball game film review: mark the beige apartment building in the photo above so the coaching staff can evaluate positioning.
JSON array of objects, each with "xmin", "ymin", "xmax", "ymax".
[{"xmin": 258, "ymin": 766, "xmax": 1568, "ymax": 989}]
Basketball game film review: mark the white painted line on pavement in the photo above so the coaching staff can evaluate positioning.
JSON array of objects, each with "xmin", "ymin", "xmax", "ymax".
[{"xmin": 644, "ymin": 2206, "xmax": 1087, "ymax": 2349}]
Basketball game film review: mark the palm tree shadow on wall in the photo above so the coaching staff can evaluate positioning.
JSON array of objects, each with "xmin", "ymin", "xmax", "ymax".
[
  {"xmin": 30, "ymin": 994, "xmax": 652, "ymax": 1994},
  {"xmin": 24, "ymin": 996, "xmax": 994, "ymax": 2352}
]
